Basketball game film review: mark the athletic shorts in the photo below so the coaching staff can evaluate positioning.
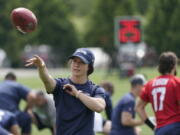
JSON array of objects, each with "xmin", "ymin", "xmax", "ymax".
[
  {"xmin": 15, "ymin": 111, "xmax": 32, "ymax": 134},
  {"xmin": 34, "ymin": 112, "xmax": 53, "ymax": 132},
  {"xmin": 0, "ymin": 111, "xmax": 17, "ymax": 130},
  {"xmin": 0, "ymin": 126, "xmax": 10, "ymax": 135},
  {"xmin": 155, "ymin": 122, "xmax": 180, "ymax": 135}
]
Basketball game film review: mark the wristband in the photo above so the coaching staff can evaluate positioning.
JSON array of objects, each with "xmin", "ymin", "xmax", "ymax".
[
  {"xmin": 76, "ymin": 90, "xmax": 82, "ymax": 98},
  {"xmin": 145, "ymin": 118, "xmax": 155, "ymax": 130}
]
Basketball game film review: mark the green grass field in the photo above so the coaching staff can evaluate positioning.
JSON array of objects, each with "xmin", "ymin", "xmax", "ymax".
[{"xmin": 7, "ymin": 67, "xmax": 161, "ymax": 135}]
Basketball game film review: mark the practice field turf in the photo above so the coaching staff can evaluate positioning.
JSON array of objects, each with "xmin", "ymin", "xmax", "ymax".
[{"xmin": 1, "ymin": 67, "xmax": 160, "ymax": 135}]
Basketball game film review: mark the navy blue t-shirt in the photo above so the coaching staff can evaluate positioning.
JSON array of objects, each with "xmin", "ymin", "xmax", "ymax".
[
  {"xmin": 52, "ymin": 78, "xmax": 105, "ymax": 135},
  {"xmin": 0, "ymin": 80, "xmax": 30, "ymax": 112},
  {"xmin": 110, "ymin": 93, "xmax": 136, "ymax": 135},
  {"xmin": 0, "ymin": 109, "xmax": 17, "ymax": 130}
]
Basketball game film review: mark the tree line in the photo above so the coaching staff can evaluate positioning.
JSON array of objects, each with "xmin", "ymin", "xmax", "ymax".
[{"xmin": 0, "ymin": 0, "xmax": 179, "ymax": 67}]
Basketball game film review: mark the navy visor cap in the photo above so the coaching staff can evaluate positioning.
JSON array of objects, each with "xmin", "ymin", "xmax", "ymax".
[{"xmin": 69, "ymin": 48, "xmax": 95, "ymax": 65}]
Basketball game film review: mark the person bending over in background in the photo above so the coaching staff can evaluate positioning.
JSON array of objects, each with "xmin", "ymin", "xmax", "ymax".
[
  {"xmin": 110, "ymin": 74, "xmax": 146, "ymax": 135},
  {"xmin": 0, "ymin": 72, "xmax": 36, "ymax": 135},
  {"xmin": 27, "ymin": 90, "xmax": 56, "ymax": 135},
  {"xmin": 136, "ymin": 52, "xmax": 180, "ymax": 135},
  {"xmin": 26, "ymin": 48, "xmax": 106, "ymax": 135}
]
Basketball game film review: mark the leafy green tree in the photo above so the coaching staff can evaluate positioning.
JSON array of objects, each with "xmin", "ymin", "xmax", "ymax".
[
  {"xmin": 84, "ymin": 0, "xmax": 135, "ymax": 57},
  {"xmin": 0, "ymin": 0, "xmax": 30, "ymax": 67},
  {"xmin": 145, "ymin": 0, "xmax": 180, "ymax": 55},
  {"xmin": 133, "ymin": 0, "xmax": 150, "ymax": 15},
  {"xmin": 28, "ymin": 0, "xmax": 79, "ymax": 65},
  {"xmin": 64, "ymin": 0, "xmax": 94, "ymax": 16},
  {"xmin": 0, "ymin": 0, "xmax": 79, "ymax": 67}
]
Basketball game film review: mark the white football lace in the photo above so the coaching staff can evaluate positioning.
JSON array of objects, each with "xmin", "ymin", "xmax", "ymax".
[{"xmin": 16, "ymin": 26, "xmax": 26, "ymax": 34}]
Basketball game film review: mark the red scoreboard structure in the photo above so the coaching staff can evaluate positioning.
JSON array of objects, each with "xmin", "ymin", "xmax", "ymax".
[{"xmin": 114, "ymin": 17, "xmax": 141, "ymax": 46}]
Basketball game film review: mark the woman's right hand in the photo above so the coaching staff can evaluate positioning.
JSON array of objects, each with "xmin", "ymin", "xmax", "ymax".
[{"xmin": 25, "ymin": 55, "xmax": 45, "ymax": 68}]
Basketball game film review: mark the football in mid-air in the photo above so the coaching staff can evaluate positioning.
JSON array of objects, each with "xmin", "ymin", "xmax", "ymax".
[{"xmin": 11, "ymin": 7, "xmax": 37, "ymax": 33}]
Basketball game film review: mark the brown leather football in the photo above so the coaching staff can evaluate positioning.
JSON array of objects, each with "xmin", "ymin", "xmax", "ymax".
[{"xmin": 11, "ymin": 7, "xmax": 37, "ymax": 33}]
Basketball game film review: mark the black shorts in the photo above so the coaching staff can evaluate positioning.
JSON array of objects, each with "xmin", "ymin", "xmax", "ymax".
[{"xmin": 34, "ymin": 112, "xmax": 53, "ymax": 132}]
